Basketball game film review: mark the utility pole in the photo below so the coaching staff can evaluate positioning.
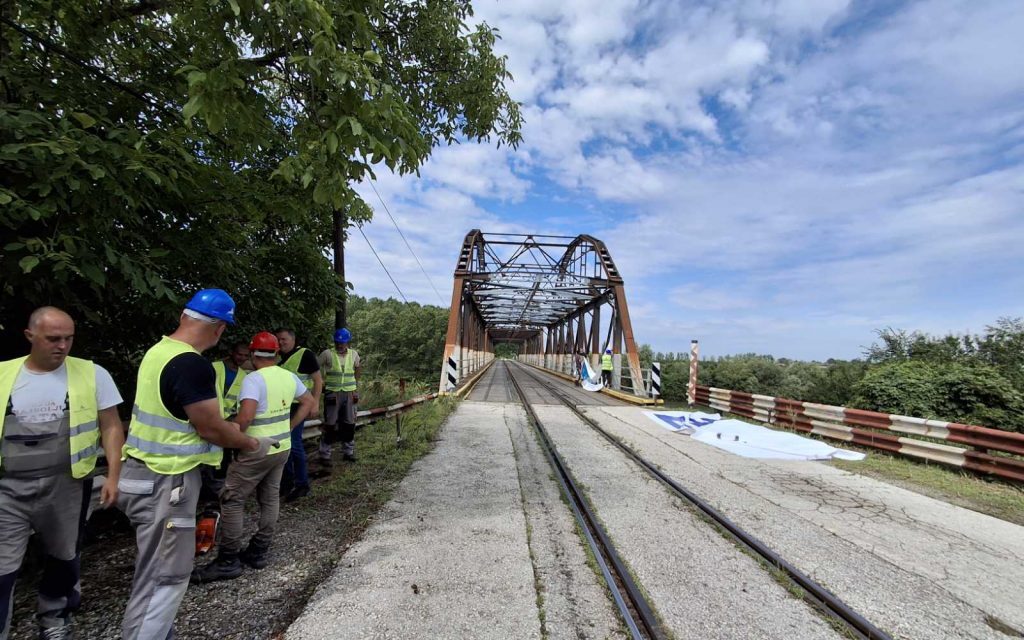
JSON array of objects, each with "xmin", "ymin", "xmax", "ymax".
[{"xmin": 332, "ymin": 208, "xmax": 346, "ymax": 329}]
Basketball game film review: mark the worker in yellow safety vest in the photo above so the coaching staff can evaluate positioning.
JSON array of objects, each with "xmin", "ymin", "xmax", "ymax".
[
  {"xmin": 117, "ymin": 289, "xmax": 275, "ymax": 640},
  {"xmin": 202, "ymin": 341, "xmax": 251, "ymax": 497},
  {"xmin": 274, "ymin": 328, "xmax": 321, "ymax": 502},
  {"xmin": 0, "ymin": 307, "xmax": 125, "ymax": 640},
  {"xmin": 317, "ymin": 328, "xmax": 361, "ymax": 469},
  {"xmin": 192, "ymin": 331, "xmax": 315, "ymax": 583},
  {"xmin": 212, "ymin": 341, "xmax": 249, "ymax": 418},
  {"xmin": 601, "ymin": 348, "xmax": 613, "ymax": 387}
]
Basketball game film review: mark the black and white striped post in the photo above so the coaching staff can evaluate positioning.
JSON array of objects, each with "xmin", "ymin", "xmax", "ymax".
[
  {"xmin": 650, "ymin": 362, "xmax": 661, "ymax": 398},
  {"xmin": 445, "ymin": 355, "xmax": 459, "ymax": 392}
]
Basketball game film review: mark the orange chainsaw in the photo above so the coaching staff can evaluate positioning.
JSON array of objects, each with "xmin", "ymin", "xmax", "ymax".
[{"xmin": 195, "ymin": 511, "xmax": 220, "ymax": 555}]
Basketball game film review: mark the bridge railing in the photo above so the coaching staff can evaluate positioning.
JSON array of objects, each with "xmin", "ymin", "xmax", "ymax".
[{"xmin": 695, "ymin": 385, "xmax": 1024, "ymax": 482}]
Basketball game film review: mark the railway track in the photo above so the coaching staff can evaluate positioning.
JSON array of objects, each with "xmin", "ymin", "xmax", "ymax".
[{"xmin": 504, "ymin": 360, "xmax": 892, "ymax": 640}]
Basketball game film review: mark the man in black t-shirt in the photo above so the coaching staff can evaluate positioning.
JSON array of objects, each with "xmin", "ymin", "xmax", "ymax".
[{"xmin": 274, "ymin": 328, "xmax": 321, "ymax": 501}]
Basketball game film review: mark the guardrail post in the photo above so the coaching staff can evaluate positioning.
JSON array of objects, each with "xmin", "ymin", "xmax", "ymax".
[
  {"xmin": 650, "ymin": 362, "xmax": 661, "ymax": 398},
  {"xmin": 687, "ymin": 340, "xmax": 699, "ymax": 406}
]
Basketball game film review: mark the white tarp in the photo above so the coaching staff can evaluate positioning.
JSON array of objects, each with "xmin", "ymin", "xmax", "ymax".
[
  {"xmin": 580, "ymin": 359, "xmax": 604, "ymax": 392},
  {"xmin": 643, "ymin": 411, "xmax": 865, "ymax": 461}
]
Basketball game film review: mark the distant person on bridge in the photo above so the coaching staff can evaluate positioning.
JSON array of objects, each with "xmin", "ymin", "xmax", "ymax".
[
  {"xmin": 192, "ymin": 332, "xmax": 315, "ymax": 583},
  {"xmin": 0, "ymin": 307, "xmax": 125, "ymax": 640},
  {"xmin": 601, "ymin": 349, "xmax": 613, "ymax": 387},
  {"xmin": 118, "ymin": 289, "xmax": 269, "ymax": 640},
  {"xmin": 275, "ymin": 328, "xmax": 321, "ymax": 502},
  {"xmin": 317, "ymin": 328, "xmax": 361, "ymax": 468}
]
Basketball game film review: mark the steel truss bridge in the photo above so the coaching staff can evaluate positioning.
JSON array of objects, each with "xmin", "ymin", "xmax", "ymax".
[{"xmin": 439, "ymin": 230, "xmax": 647, "ymax": 396}]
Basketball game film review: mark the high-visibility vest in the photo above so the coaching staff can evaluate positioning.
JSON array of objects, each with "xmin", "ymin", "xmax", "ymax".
[
  {"xmin": 325, "ymin": 350, "xmax": 356, "ymax": 393},
  {"xmin": 281, "ymin": 347, "xmax": 313, "ymax": 397},
  {"xmin": 212, "ymin": 360, "xmax": 246, "ymax": 418},
  {"xmin": 124, "ymin": 336, "xmax": 222, "ymax": 475},
  {"xmin": 245, "ymin": 366, "xmax": 294, "ymax": 455},
  {"xmin": 0, "ymin": 356, "xmax": 100, "ymax": 479},
  {"xmin": 601, "ymin": 354, "xmax": 613, "ymax": 371}
]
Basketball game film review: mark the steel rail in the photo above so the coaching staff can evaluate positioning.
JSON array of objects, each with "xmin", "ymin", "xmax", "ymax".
[
  {"xmin": 511, "ymin": 362, "xmax": 892, "ymax": 640},
  {"xmin": 504, "ymin": 362, "xmax": 666, "ymax": 640}
]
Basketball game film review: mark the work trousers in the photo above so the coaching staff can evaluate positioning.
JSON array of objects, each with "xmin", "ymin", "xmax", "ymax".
[
  {"xmin": 601, "ymin": 370, "xmax": 612, "ymax": 386},
  {"xmin": 0, "ymin": 473, "xmax": 88, "ymax": 639},
  {"xmin": 117, "ymin": 459, "xmax": 200, "ymax": 640},
  {"xmin": 283, "ymin": 420, "xmax": 308, "ymax": 490},
  {"xmin": 218, "ymin": 451, "xmax": 288, "ymax": 554},
  {"xmin": 318, "ymin": 391, "xmax": 356, "ymax": 460}
]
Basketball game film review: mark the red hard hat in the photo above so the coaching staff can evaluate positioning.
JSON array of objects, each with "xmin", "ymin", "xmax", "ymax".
[{"xmin": 249, "ymin": 331, "xmax": 279, "ymax": 354}]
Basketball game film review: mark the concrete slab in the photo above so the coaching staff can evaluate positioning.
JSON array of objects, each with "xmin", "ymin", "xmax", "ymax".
[
  {"xmin": 584, "ymin": 405, "xmax": 1024, "ymax": 639},
  {"xmin": 502, "ymin": 403, "xmax": 626, "ymax": 640},
  {"xmin": 286, "ymin": 402, "xmax": 542, "ymax": 640},
  {"xmin": 535, "ymin": 404, "xmax": 845, "ymax": 640}
]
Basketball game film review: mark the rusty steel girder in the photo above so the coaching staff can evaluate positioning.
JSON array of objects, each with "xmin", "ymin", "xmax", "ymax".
[{"xmin": 439, "ymin": 230, "xmax": 646, "ymax": 396}]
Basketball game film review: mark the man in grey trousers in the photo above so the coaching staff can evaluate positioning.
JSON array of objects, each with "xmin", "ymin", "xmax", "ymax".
[{"xmin": 0, "ymin": 307, "xmax": 125, "ymax": 640}]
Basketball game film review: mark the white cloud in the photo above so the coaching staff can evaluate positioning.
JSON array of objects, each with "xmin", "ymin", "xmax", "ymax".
[{"xmin": 346, "ymin": 0, "xmax": 1024, "ymax": 361}]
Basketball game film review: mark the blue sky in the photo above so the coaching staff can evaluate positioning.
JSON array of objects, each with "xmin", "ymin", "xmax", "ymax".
[{"xmin": 348, "ymin": 0, "xmax": 1024, "ymax": 361}]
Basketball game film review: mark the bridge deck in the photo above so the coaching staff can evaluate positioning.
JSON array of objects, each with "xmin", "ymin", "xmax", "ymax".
[{"xmin": 466, "ymin": 360, "xmax": 626, "ymax": 406}]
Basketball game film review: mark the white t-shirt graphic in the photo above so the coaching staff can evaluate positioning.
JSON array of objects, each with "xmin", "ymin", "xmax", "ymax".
[{"xmin": 9, "ymin": 362, "xmax": 122, "ymax": 424}]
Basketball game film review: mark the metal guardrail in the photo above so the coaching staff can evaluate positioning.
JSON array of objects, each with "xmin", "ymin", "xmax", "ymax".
[
  {"xmin": 301, "ymin": 392, "xmax": 439, "ymax": 439},
  {"xmin": 695, "ymin": 385, "xmax": 1024, "ymax": 482}
]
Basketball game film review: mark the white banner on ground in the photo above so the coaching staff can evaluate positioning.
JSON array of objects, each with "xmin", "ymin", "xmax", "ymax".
[
  {"xmin": 580, "ymin": 359, "xmax": 604, "ymax": 392},
  {"xmin": 643, "ymin": 411, "xmax": 865, "ymax": 461}
]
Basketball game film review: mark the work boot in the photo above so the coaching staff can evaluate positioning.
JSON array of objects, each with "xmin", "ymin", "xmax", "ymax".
[
  {"xmin": 240, "ymin": 542, "xmax": 270, "ymax": 569},
  {"xmin": 341, "ymin": 452, "xmax": 357, "ymax": 462},
  {"xmin": 191, "ymin": 551, "xmax": 243, "ymax": 583},
  {"xmin": 284, "ymin": 484, "xmax": 310, "ymax": 503}
]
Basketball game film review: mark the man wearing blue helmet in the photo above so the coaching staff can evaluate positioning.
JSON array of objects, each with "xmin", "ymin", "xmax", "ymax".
[
  {"xmin": 118, "ymin": 289, "xmax": 270, "ymax": 640},
  {"xmin": 317, "ymin": 328, "xmax": 361, "ymax": 467}
]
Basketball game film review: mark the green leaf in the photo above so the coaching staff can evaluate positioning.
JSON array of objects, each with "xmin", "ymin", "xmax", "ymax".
[
  {"xmin": 228, "ymin": 0, "xmax": 240, "ymax": 15},
  {"xmin": 19, "ymin": 256, "xmax": 40, "ymax": 273},
  {"xmin": 0, "ymin": 192, "xmax": 11, "ymax": 204},
  {"xmin": 349, "ymin": 118, "xmax": 364, "ymax": 136},
  {"xmin": 4, "ymin": 242, "xmax": 25, "ymax": 251},
  {"xmin": 183, "ymin": 95, "xmax": 202, "ymax": 122},
  {"xmin": 362, "ymin": 50, "xmax": 382, "ymax": 65},
  {"xmin": 72, "ymin": 112, "xmax": 96, "ymax": 128},
  {"xmin": 327, "ymin": 131, "xmax": 339, "ymax": 155},
  {"xmin": 82, "ymin": 263, "xmax": 106, "ymax": 285}
]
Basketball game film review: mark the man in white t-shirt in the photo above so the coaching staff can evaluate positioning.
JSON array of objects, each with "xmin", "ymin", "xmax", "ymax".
[
  {"xmin": 0, "ymin": 307, "xmax": 125, "ymax": 640},
  {"xmin": 192, "ymin": 332, "xmax": 315, "ymax": 583}
]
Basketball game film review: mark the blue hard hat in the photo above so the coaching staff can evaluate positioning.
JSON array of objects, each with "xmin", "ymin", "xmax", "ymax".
[
  {"xmin": 184, "ymin": 288, "xmax": 236, "ymax": 324},
  {"xmin": 334, "ymin": 327, "xmax": 352, "ymax": 343}
]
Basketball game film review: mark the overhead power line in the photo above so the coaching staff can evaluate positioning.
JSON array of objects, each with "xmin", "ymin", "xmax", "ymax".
[
  {"xmin": 367, "ymin": 180, "xmax": 446, "ymax": 306},
  {"xmin": 357, "ymin": 223, "xmax": 408, "ymax": 303}
]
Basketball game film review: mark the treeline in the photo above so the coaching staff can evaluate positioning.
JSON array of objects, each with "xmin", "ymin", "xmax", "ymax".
[{"xmin": 642, "ymin": 318, "xmax": 1024, "ymax": 432}]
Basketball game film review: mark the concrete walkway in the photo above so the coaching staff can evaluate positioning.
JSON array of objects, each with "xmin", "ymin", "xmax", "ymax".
[{"xmin": 287, "ymin": 401, "xmax": 622, "ymax": 640}]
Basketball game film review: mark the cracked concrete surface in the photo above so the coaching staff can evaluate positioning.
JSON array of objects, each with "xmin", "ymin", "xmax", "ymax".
[{"xmin": 584, "ymin": 405, "xmax": 1024, "ymax": 639}]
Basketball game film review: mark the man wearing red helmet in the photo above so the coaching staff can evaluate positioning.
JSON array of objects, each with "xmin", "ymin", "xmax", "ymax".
[{"xmin": 192, "ymin": 332, "xmax": 316, "ymax": 582}]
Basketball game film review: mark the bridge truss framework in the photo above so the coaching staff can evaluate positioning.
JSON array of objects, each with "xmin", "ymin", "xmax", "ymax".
[{"xmin": 439, "ymin": 230, "xmax": 646, "ymax": 396}]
